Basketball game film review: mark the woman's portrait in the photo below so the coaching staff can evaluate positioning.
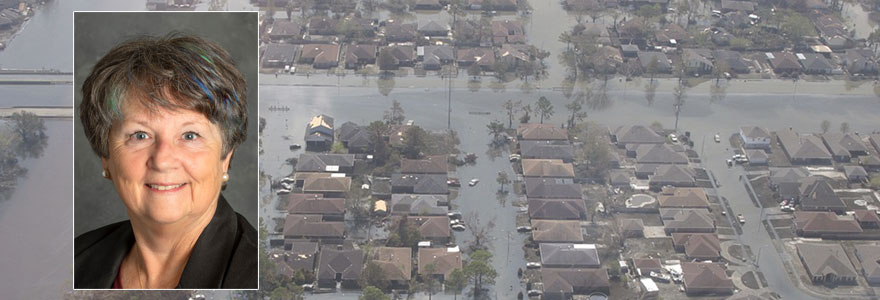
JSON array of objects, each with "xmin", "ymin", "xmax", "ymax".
[{"xmin": 73, "ymin": 12, "xmax": 258, "ymax": 289}]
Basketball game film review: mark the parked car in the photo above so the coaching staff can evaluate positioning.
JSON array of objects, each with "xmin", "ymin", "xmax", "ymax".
[
  {"xmin": 450, "ymin": 219, "xmax": 462, "ymax": 226},
  {"xmin": 302, "ymin": 284, "xmax": 314, "ymax": 291},
  {"xmin": 737, "ymin": 214, "xmax": 746, "ymax": 224},
  {"xmin": 276, "ymin": 189, "xmax": 291, "ymax": 195},
  {"xmin": 516, "ymin": 226, "xmax": 532, "ymax": 232},
  {"xmin": 714, "ymin": 134, "xmax": 721, "ymax": 143},
  {"xmin": 650, "ymin": 271, "xmax": 671, "ymax": 283},
  {"xmin": 451, "ymin": 224, "xmax": 466, "ymax": 231},
  {"xmin": 526, "ymin": 262, "xmax": 541, "ymax": 269},
  {"xmin": 469, "ymin": 178, "xmax": 480, "ymax": 186},
  {"xmin": 669, "ymin": 134, "xmax": 679, "ymax": 143},
  {"xmin": 448, "ymin": 211, "xmax": 462, "ymax": 219},
  {"xmin": 509, "ymin": 154, "xmax": 521, "ymax": 162},
  {"xmin": 527, "ymin": 290, "xmax": 542, "ymax": 297},
  {"xmin": 447, "ymin": 178, "xmax": 461, "ymax": 187}
]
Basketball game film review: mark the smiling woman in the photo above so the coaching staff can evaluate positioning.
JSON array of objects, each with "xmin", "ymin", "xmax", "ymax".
[{"xmin": 73, "ymin": 13, "xmax": 257, "ymax": 290}]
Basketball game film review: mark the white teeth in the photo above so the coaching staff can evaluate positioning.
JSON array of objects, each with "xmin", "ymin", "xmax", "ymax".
[{"xmin": 149, "ymin": 184, "xmax": 184, "ymax": 191}]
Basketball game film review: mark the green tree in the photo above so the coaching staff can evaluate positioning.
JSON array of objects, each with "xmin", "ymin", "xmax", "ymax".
[
  {"xmin": 713, "ymin": 61, "xmax": 731, "ymax": 87},
  {"xmin": 468, "ymin": 63, "xmax": 482, "ymax": 80},
  {"xmin": 421, "ymin": 264, "xmax": 438, "ymax": 300},
  {"xmin": 361, "ymin": 260, "xmax": 390, "ymax": 291},
  {"xmin": 367, "ymin": 121, "xmax": 390, "ymax": 164},
  {"xmin": 360, "ymin": 286, "xmax": 390, "ymax": 300},
  {"xmin": 487, "ymin": 120, "xmax": 506, "ymax": 144},
  {"xmin": 821, "ymin": 120, "xmax": 831, "ymax": 134},
  {"xmin": 519, "ymin": 104, "xmax": 532, "ymax": 123},
  {"xmin": 446, "ymin": 268, "xmax": 468, "ymax": 300},
  {"xmin": 383, "ymin": 99, "xmax": 406, "ymax": 125},
  {"xmin": 464, "ymin": 250, "xmax": 497, "ymax": 297},
  {"xmin": 402, "ymin": 126, "xmax": 428, "ymax": 159},
  {"xmin": 780, "ymin": 11, "xmax": 817, "ymax": 45},
  {"xmin": 565, "ymin": 96, "xmax": 586, "ymax": 129},
  {"xmin": 840, "ymin": 122, "xmax": 850, "ymax": 133},
  {"xmin": 8, "ymin": 111, "xmax": 46, "ymax": 158},
  {"xmin": 0, "ymin": 132, "xmax": 26, "ymax": 200},
  {"xmin": 502, "ymin": 99, "xmax": 521, "ymax": 128},
  {"xmin": 496, "ymin": 171, "xmax": 510, "ymax": 193},
  {"xmin": 378, "ymin": 48, "xmax": 397, "ymax": 71},
  {"xmin": 635, "ymin": 4, "xmax": 662, "ymax": 19},
  {"xmin": 536, "ymin": 96, "xmax": 554, "ymax": 124}
]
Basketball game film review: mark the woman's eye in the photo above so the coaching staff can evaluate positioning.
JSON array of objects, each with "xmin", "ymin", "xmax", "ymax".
[
  {"xmin": 132, "ymin": 132, "xmax": 149, "ymax": 140},
  {"xmin": 183, "ymin": 132, "xmax": 200, "ymax": 141}
]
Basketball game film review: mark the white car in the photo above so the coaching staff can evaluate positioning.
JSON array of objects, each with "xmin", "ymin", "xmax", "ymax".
[
  {"xmin": 737, "ymin": 214, "xmax": 746, "ymax": 224},
  {"xmin": 451, "ymin": 224, "xmax": 466, "ymax": 231},
  {"xmin": 714, "ymin": 134, "xmax": 721, "ymax": 143},
  {"xmin": 669, "ymin": 134, "xmax": 678, "ymax": 143},
  {"xmin": 526, "ymin": 262, "xmax": 542, "ymax": 269},
  {"xmin": 527, "ymin": 290, "xmax": 543, "ymax": 297},
  {"xmin": 468, "ymin": 178, "xmax": 479, "ymax": 186}
]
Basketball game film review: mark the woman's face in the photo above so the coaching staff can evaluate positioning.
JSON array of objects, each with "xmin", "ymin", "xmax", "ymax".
[{"xmin": 102, "ymin": 100, "xmax": 233, "ymax": 225}]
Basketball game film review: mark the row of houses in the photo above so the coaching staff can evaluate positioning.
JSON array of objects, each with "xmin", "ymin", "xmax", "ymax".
[
  {"xmin": 741, "ymin": 126, "xmax": 880, "ymax": 168},
  {"xmin": 795, "ymin": 243, "xmax": 880, "ymax": 286}
]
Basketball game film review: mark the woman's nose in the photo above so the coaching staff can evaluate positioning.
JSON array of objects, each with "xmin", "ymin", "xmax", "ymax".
[{"xmin": 148, "ymin": 138, "xmax": 178, "ymax": 171}]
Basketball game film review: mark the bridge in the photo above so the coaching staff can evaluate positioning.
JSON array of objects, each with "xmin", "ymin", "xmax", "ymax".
[
  {"xmin": 0, "ymin": 69, "xmax": 72, "ymax": 85},
  {"xmin": 0, "ymin": 106, "xmax": 74, "ymax": 119}
]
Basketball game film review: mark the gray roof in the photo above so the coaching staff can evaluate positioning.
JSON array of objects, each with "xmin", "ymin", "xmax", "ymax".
[
  {"xmin": 528, "ymin": 198, "xmax": 587, "ymax": 220},
  {"xmin": 638, "ymin": 51, "xmax": 672, "ymax": 72},
  {"xmin": 423, "ymin": 45, "xmax": 454, "ymax": 66},
  {"xmin": 390, "ymin": 194, "xmax": 448, "ymax": 215},
  {"xmin": 663, "ymin": 209, "xmax": 715, "ymax": 231},
  {"xmin": 385, "ymin": 22, "xmax": 417, "ymax": 41},
  {"xmin": 713, "ymin": 50, "xmax": 750, "ymax": 73},
  {"xmin": 796, "ymin": 243, "xmax": 857, "ymax": 279},
  {"xmin": 391, "ymin": 173, "xmax": 449, "ymax": 194},
  {"xmin": 295, "ymin": 153, "xmax": 356, "ymax": 172},
  {"xmin": 541, "ymin": 268, "xmax": 610, "ymax": 295},
  {"xmin": 539, "ymin": 243, "xmax": 600, "ymax": 267},
  {"xmin": 520, "ymin": 140, "xmax": 575, "ymax": 160},
  {"xmin": 317, "ymin": 248, "xmax": 364, "ymax": 281},
  {"xmin": 855, "ymin": 244, "xmax": 880, "ymax": 283},
  {"xmin": 769, "ymin": 167, "xmax": 809, "ymax": 185},
  {"xmin": 651, "ymin": 165, "xmax": 696, "ymax": 185},
  {"xmin": 613, "ymin": 125, "xmax": 665, "ymax": 145},
  {"xmin": 262, "ymin": 43, "xmax": 300, "ymax": 65},
  {"xmin": 823, "ymin": 133, "xmax": 869, "ymax": 154},
  {"xmin": 844, "ymin": 165, "xmax": 868, "ymax": 178},
  {"xmin": 525, "ymin": 178, "xmax": 583, "ymax": 199},
  {"xmin": 741, "ymin": 126, "xmax": 770, "ymax": 139},
  {"xmin": 777, "ymin": 129, "xmax": 832, "ymax": 161},
  {"xmin": 636, "ymin": 144, "xmax": 689, "ymax": 164},
  {"xmin": 799, "ymin": 178, "xmax": 846, "ymax": 211}
]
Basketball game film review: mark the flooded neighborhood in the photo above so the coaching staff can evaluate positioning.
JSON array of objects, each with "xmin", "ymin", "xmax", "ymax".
[{"xmin": 0, "ymin": 0, "xmax": 879, "ymax": 299}]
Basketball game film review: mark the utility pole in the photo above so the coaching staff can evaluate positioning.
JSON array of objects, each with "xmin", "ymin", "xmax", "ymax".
[{"xmin": 448, "ymin": 71, "xmax": 452, "ymax": 130}]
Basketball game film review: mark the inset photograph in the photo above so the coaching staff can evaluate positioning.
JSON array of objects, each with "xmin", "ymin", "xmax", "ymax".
[{"xmin": 73, "ymin": 12, "xmax": 258, "ymax": 289}]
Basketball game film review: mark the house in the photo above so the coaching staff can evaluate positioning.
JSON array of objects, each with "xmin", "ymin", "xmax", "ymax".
[
  {"xmin": 844, "ymin": 165, "xmax": 868, "ymax": 182},
  {"xmin": 609, "ymin": 170, "xmax": 632, "ymax": 188},
  {"xmin": 466, "ymin": 0, "xmax": 516, "ymax": 10},
  {"xmin": 777, "ymin": 129, "xmax": 833, "ymax": 165},
  {"xmin": 681, "ymin": 262, "xmax": 734, "ymax": 295},
  {"xmin": 564, "ymin": 0, "xmax": 603, "ymax": 11},
  {"xmin": 317, "ymin": 248, "xmax": 364, "ymax": 288},
  {"xmin": 269, "ymin": 20, "xmax": 303, "ymax": 41},
  {"xmin": 800, "ymin": 53, "xmax": 835, "ymax": 75},
  {"xmin": 611, "ymin": 125, "xmax": 665, "ymax": 148},
  {"xmin": 300, "ymin": 44, "xmax": 340, "ymax": 69},
  {"xmin": 579, "ymin": 23, "xmax": 612, "ymax": 45},
  {"xmin": 525, "ymin": 178, "xmax": 583, "ymax": 199},
  {"xmin": 304, "ymin": 115, "xmax": 335, "ymax": 150},
  {"xmin": 531, "ymin": 220, "xmax": 584, "ymax": 243},
  {"xmin": 872, "ymin": 134, "xmax": 880, "ymax": 153},
  {"xmin": 457, "ymin": 48, "xmax": 496, "ymax": 71},
  {"xmin": 337, "ymin": 124, "xmax": 371, "ymax": 153},
  {"xmin": 638, "ymin": 51, "xmax": 672, "ymax": 73},
  {"xmin": 854, "ymin": 210, "xmax": 880, "ymax": 228},
  {"xmin": 491, "ymin": 20, "xmax": 525, "ymax": 45},
  {"xmin": 418, "ymin": 20, "xmax": 449, "ymax": 37},
  {"xmin": 657, "ymin": 187, "xmax": 709, "ymax": 209},
  {"xmin": 390, "ymin": 194, "xmax": 448, "ymax": 215},
  {"xmin": 420, "ymin": 45, "xmax": 454, "ymax": 70},
  {"xmin": 384, "ymin": 22, "xmax": 417, "ymax": 43},
  {"xmin": 740, "ymin": 126, "xmax": 771, "ymax": 149},
  {"xmin": 401, "ymin": 155, "xmax": 448, "ymax": 174},
  {"xmin": 284, "ymin": 193, "xmax": 345, "ymax": 220},
  {"xmin": 720, "ymin": 0, "xmax": 755, "ymax": 12},
  {"xmin": 498, "ymin": 44, "xmax": 533, "ymax": 70},
  {"xmin": 518, "ymin": 123, "xmax": 568, "ymax": 141},
  {"xmin": 295, "ymin": 153, "xmax": 355, "ymax": 173},
  {"xmin": 344, "ymin": 44, "xmax": 377, "ymax": 69},
  {"xmin": 798, "ymin": 178, "xmax": 846, "ymax": 213},
  {"xmin": 453, "ymin": 19, "xmax": 483, "ymax": 47},
  {"xmin": 713, "ymin": 50, "xmax": 751, "ymax": 73},
  {"xmin": 654, "ymin": 23, "xmax": 690, "ymax": 46},
  {"xmin": 672, "ymin": 233, "xmax": 721, "ymax": 260},
  {"xmin": 854, "ymin": 244, "xmax": 880, "ymax": 285},
  {"xmin": 682, "ymin": 48, "xmax": 713, "ymax": 75},
  {"xmin": 302, "ymin": 177, "xmax": 351, "ymax": 198},
  {"xmin": 650, "ymin": 165, "xmax": 697, "ymax": 189},
  {"xmin": 284, "ymin": 214, "xmax": 345, "ymax": 241},
  {"xmin": 371, "ymin": 177, "xmax": 392, "ymax": 200},
  {"xmin": 796, "ymin": 243, "xmax": 858, "ymax": 285},
  {"xmin": 541, "ymin": 268, "xmax": 610, "ymax": 299},
  {"xmin": 391, "ymin": 173, "xmax": 449, "ymax": 194},
  {"xmin": 520, "ymin": 140, "xmax": 575, "ymax": 162},
  {"xmin": 521, "ymin": 159, "xmax": 575, "ymax": 178},
  {"xmin": 862, "ymin": 155, "xmax": 880, "ymax": 172},
  {"xmin": 262, "ymin": 43, "xmax": 300, "ymax": 68},
  {"xmin": 308, "ymin": 16, "xmax": 337, "ymax": 35},
  {"xmin": 418, "ymin": 247, "xmax": 462, "ymax": 281},
  {"xmin": 371, "ymin": 247, "xmax": 412, "ymax": 288},
  {"xmin": 528, "ymin": 198, "xmax": 587, "ymax": 220},
  {"xmin": 619, "ymin": 218, "xmax": 645, "ymax": 238},
  {"xmin": 414, "ymin": 0, "xmax": 442, "ymax": 9},
  {"xmin": 793, "ymin": 211, "xmax": 862, "ymax": 237},
  {"xmin": 621, "ymin": 44, "xmax": 639, "ymax": 58},
  {"xmin": 632, "ymin": 258, "xmax": 663, "ymax": 276},
  {"xmin": 843, "ymin": 49, "xmax": 878, "ymax": 75},
  {"xmin": 813, "ymin": 14, "xmax": 852, "ymax": 50},
  {"xmin": 379, "ymin": 45, "xmax": 415, "ymax": 69},
  {"xmin": 407, "ymin": 216, "xmax": 451, "ymax": 243},
  {"xmin": 276, "ymin": 241, "xmax": 318, "ymax": 272},
  {"xmin": 769, "ymin": 167, "xmax": 809, "ymax": 189},
  {"xmin": 768, "ymin": 52, "xmax": 803, "ymax": 75},
  {"xmin": 540, "ymin": 243, "xmax": 600, "ymax": 268},
  {"xmin": 663, "ymin": 209, "xmax": 715, "ymax": 234},
  {"xmin": 636, "ymin": 144, "xmax": 688, "ymax": 164},
  {"xmin": 823, "ymin": 133, "xmax": 870, "ymax": 159}
]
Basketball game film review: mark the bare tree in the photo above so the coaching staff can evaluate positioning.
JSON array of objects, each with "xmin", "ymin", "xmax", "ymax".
[
  {"xmin": 502, "ymin": 99, "xmax": 521, "ymax": 128},
  {"xmin": 464, "ymin": 212, "xmax": 495, "ymax": 251},
  {"xmin": 673, "ymin": 82, "xmax": 687, "ymax": 132}
]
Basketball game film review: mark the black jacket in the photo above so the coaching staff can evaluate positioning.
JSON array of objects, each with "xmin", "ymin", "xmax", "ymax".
[{"xmin": 74, "ymin": 196, "xmax": 258, "ymax": 289}]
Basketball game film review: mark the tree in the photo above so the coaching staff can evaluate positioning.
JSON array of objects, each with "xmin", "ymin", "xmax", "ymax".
[
  {"xmin": 367, "ymin": 121, "xmax": 390, "ymax": 164},
  {"xmin": 635, "ymin": 4, "xmax": 662, "ymax": 19},
  {"xmin": 378, "ymin": 48, "xmax": 397, "ymax": 71},
  {"xmin": 421, "ymin": 264, "xmax": 438, "ymax": 300},
  {"xmin": 519, "ymin": 104, "xmax": 532, "ymax": 123},
  {"xmin": 446, "ymin": 268, "xmax": 467, "ymax": 300},
  {"xmin": 0, "ymin": 132, "xmax": 26, "ymax": 200},
  {"xmin": 644, "ymin": 80, "xmax": 657, "ymax": 105},
  {"xmin": 502, "ymin": 99, "xmax": 521, "ymax": 128},
  {"xmin": 821, "ymin": 120, "xmax": 831, "ymax": 134},
  {"xmin": 383, "ymin": 99, "xmax": 405, "ymax": 125},
  {"xmin": 673, "ymin": 82, "xmax": 687, "ymax": 132},
  {"xmin": 869, "ymin": 28, "xmax": 880, "ymax": 51},
  {"xmin": 535, "ymin": 96, "xmax": 554, "ymax": 124},
  {"xmin": 840, "ymin": 122, "xmax": 850, "ymax": 133},
  {"xmin": 464, "ymin": 250, "xmax": 497, "ymax": 297},
  {"xmin": 402, "ymin": 126, "xmax": 428, "ymax": 159},
  {"xmin": 780, "ymin": 11, "xmax": 816, "ymax": 45},
  {"xmin": 360, "ymin": 286, "xmax": 390, "ymax": 300},
  {"xmin": 464, "ymin": 212, "xmax": 495, "ymax": 251},
  {"xmin": 565, "ymin": 96, "xmax": 586, "ymax": 129},
  {"xmin": 361, "ymin": 260, "xmax": 390, "ymax": 291},
  {"xmin": 646, "ymin": 59, "xmax": 659, "ymax": 83},
  {"xmin": 8, "ymin": 111, "xmax": 46, "ymax": 158},
  {"xmin": 713, "ymin": 61, "xmax": 731, "ymax": 87},
  {"xmin": 387, "ymin": 217, "xmax": 422, "ymax": 247},
  {"xmin": 468, "ymin": 63, "xmax": 482, "ymax": 80},
  {"xmin": 487, "ymin": 120, "xmax": 506, "ymax": 145},
  {"xmin": 496, "ymin": 171, "xmax": 510, "ymax": 193},
  {"xmin": 710, "ymin": 84, "xmax": 727, "ymax": 103}
]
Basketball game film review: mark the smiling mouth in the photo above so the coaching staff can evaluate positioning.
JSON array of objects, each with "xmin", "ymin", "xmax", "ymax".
[{"xmin": 146, "ymin": 183, "xmax": 187, "ymax": 192}]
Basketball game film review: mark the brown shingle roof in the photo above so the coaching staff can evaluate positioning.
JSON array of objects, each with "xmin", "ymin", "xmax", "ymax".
[
  {"xmin": 672, "ymin": 233, "xmax": 721, "ymax": 259},
  {"xmin": 517, "ymin": 123, "xmax": 568, "ymax": 140},
  {"xmin": 531, "ymin": 220, "xmax": 584, "ymax": 243},
  {"xmin": 528, "ymin": 198, "xmax": 587, "ymax": 220},
  {"xmin": 521, "ymin": 159, "xmax": 575, "ymax": 178},
  {"xmin": 658, "ymin": 188, "xmax": 709, "ymax": 209},
  {"xmin": 400, "ymin": 155, "xmax": 448, "ymax": 174},
  {"xmin": 407, "ymin": 216, "xmax": 450, "ymax": 238},
  {"xmin": 284, "ymin": 214, "xmax": 344, "ymax": 238},
  {"xmin": 794, "ymin": 211, "xmax": 862, "ymax": 234},
  {"xmin": 285, "ymin": 193, "xmax": 345, "ymax": 215},
  {"xmin": 796, "ymin": 243, "xmax": 857, "ymax": 280},
  {"xmin": 541, "ymin": 268, "xmax": 610, "ymax": 295},
  {"xmin": 303, "ymin": 176, "xmax": 352, "ymax": 193},
  {"xmin": 372, "ymin": 247, "xmax": 412, "ymax": 281},
  {"xmin": 418, "ymin": 248, "xmax": 462, "ymax": 278},
  {"xmin": 682, "ymin": 262, "xmax": 734, "ymax": 292}
]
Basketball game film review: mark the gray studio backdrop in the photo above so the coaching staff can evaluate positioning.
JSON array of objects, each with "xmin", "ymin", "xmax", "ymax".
[{"xmin": 73, "ymin": 12, "xmax": 258, "ymax": 236}]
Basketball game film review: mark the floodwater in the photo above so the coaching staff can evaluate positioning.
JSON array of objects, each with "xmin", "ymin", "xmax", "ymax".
[
  {"xmin": 843, "ymin": 2, "xmax": 879, "ymax": 40},
  {"xmin": 0, "ymin": 120, "xmax": 72, "ymax": 300}
]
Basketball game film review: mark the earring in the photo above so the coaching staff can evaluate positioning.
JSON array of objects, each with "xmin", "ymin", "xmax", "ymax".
[
  {"xmin": 222, "ymin": 173, "xmax": 229, "ymax": 182},
  {"xmin": 102, "ymin": 170, "xmax": 110, "ymax": 179}
]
